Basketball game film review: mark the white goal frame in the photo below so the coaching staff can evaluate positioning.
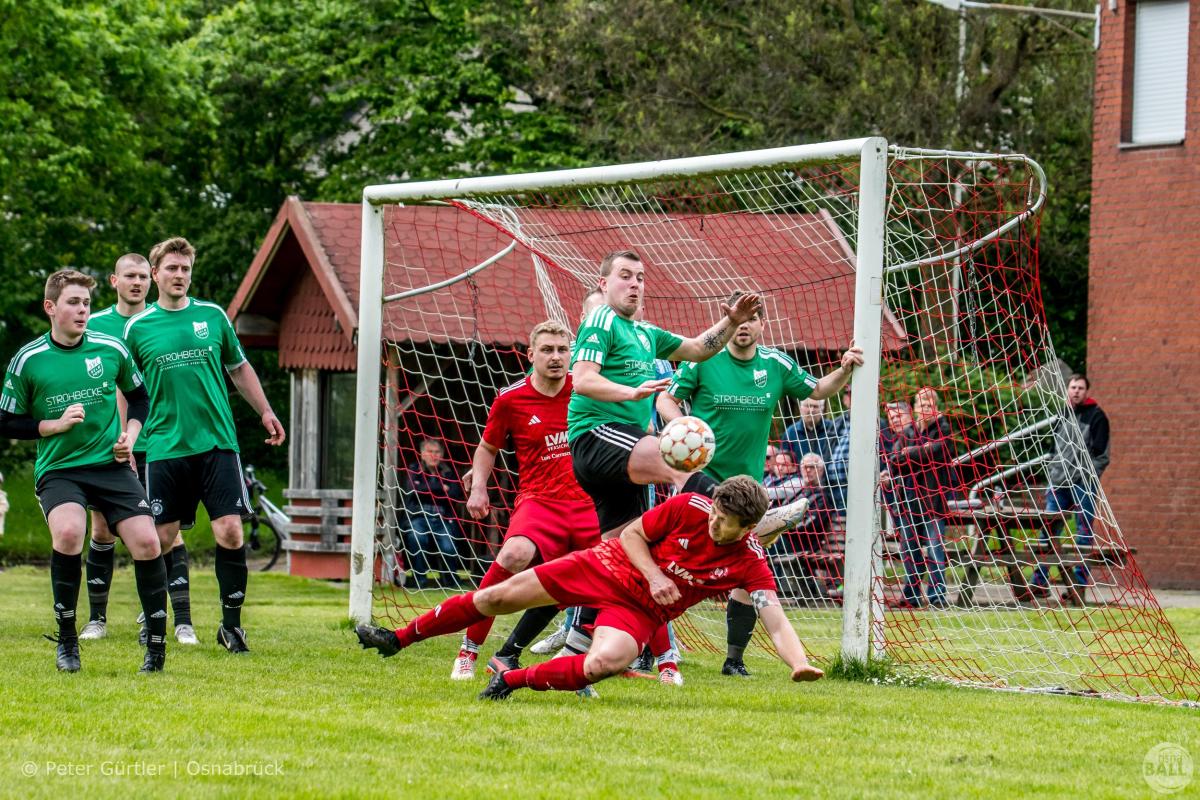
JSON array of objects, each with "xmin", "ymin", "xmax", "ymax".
[{"xmin": 348, "ymin": 137, "xmax": 891, "ymax": 662}]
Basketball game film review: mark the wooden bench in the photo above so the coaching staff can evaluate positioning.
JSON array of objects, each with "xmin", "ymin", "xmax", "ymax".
[{"xmin": 283, "ymin": 488, "xmax": 354, "ymax": 579}]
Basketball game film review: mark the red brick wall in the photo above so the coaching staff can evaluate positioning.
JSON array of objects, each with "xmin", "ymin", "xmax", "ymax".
[{"xmin": 1089, "ymin": 1, "xmax": 1200, "ymax": 587}]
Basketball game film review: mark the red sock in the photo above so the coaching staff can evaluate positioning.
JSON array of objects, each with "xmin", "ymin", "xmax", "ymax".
[
  {"xmin": 395, "ymin": 592, "xmax": 486, "ymax": 648},
  {"xmin": 505, "ymin": 653, "xmax": 591, "ymax": 692},
  {"xmin": 650, "ymin": 623, "xmax": 671, "ymax": 658},
  {"xmin": 463, "ymin": 563, "xmax": 515, "ymax": 646}
]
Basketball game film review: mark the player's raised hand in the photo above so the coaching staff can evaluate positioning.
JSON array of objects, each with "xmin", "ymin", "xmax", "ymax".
[
  {"xmin": 629, "ymin": 377, "xmax": 672, "ymax": 401},
  {"xmin": 51, "ymin": 403, "xmax": 86, "ymax": 435},
  {"xmin": 791, "ymin": 662, "xmax": 824, "ymax": 682},
  {"xmin": 113, "ymin": 431, "xmax": 132, "ymax": 463},
  {"xmin": 840, "ymin": 344, "xmax": 865, "ymax": 371},
  {"xmin": 720, "ymin": 292, "xmax": 763, "ymax": 326},
  {"xmin": 647, "ymin": 572, "xmax": 681, "ymax": 605},
  {"xmin": 262, "ymin": 411, "xmax": 286, "ymax": 445}
]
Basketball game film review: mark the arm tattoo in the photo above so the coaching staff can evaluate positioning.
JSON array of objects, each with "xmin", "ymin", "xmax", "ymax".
[
  {"xmin": 702, "ymin": 321, "xmax": 734, "ymax": 353},
  {"xmin": 750, "ymin": 590, "xmax": 779, "ymax": 612}
]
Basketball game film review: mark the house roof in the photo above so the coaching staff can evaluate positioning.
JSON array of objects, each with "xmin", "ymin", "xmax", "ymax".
[{"xmin": 229, "ymin": 198, "xmax": 905, "ymax": 371}]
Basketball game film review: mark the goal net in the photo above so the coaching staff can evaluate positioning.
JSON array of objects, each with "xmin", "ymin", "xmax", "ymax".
[{"xmin": 349, "ymin": 139, "xmax": 1200, "ymax": 705}]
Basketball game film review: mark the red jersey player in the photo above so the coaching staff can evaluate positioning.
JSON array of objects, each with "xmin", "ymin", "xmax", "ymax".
[
  {"xmin": 357, "ymin": 476, "xmax": 824, "ymax": 700},
  {"xmin": 451, "ymin": 320, "xmax": 602, "ymax": 680}
]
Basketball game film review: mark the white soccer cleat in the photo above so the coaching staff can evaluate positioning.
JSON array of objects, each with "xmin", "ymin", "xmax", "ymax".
[
  {"xmin": 530, "ymin": 626, "xmax": 569, "ymax": 655},
  {"xmin": 658, "ymin": 667, "xmax": 684, "ymax": 686},
  {"xmin": 576, "ymin": 684, "xmax": 600, "ymax": 699},
  {"xmin": 79, "ymin": 620, "xmax": 107, "ymax": 640},
  {"xmin": 175, "ymin": 624, "xmax": 199, "ymax": 645},
  {"xmin": 451, "ymin": 650, "xmax": 477, "ymax": 681},
  {"xmin": 753, "ymin": 496, "xmax": 810, "ymax": 549}
]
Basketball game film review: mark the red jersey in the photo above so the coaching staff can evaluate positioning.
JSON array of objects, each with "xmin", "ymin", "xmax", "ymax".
[
  {"xmin": 589, "ymin": 492, "xmax": 777, "ymax": 624},
  {"xmin": 482, "ymin": 375, "xmax": 590, "ymax": 504}
]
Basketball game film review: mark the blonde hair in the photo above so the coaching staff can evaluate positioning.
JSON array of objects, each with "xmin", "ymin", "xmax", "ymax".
[
  {"xmin": 148, "ymin": 237, "xmax": 195, "ymax": 269},
  {"xmin": 529, "ymin": 320, "xmax": 571, "ymax": 347},
  {"xmin": 44, "ymin": 269, "xmax": 95, "ymax": 302}
]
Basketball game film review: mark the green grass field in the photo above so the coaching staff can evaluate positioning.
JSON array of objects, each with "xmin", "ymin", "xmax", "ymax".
[{"xmin": 0, "ymin": 566, "xmax": 1196, "ymax": 798}]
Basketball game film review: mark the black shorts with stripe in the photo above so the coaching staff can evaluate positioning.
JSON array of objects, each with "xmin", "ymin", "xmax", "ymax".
[
  {"xmin": 570, "ymin": 422, "xmax": 650, "ymax": 534},
  {"xmin": 146, "ymin": 448, "xmax": 250, "ymax": 528},
  {"xmin": 36, "ymin": 462, "xmax": 152, "ymax": 528}
]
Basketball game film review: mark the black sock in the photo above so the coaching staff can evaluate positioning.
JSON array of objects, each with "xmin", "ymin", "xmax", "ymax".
[
  {"xmin": 134, "ymin": 555, "xmax": 169, "ymax": 654},
  {"xmin": 496, "ymin": 606, "xmax": 560, "ymax": 659},
  {"xmin": 214, "ymin": 544, "xmax": 248, "ymax": 630},
  {"xmin": 167, "ymin": 544, "xmax": 193, "ymax": 626},
  {"xmin": 683, "ymin": 472, "xmax": 718, "ymax": 498},
  {"xmin": 725, "ymin": 598, "xmax": 758, "ymax": 661},
  {"xmin": 85, "ymin": 539, "xmax": 115, "ymax": 623},
  {"xmin": 50, "ymin": 549, "xmax": 82, "ymax": 639},
  {"xmin": 564, "ymin": 606, "xmax": 599, "ymax": 654}
]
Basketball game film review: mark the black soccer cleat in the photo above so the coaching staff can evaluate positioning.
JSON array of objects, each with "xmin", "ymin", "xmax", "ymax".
[
  {"xmin": 486, "ymin": 653, "xmax": 520, "ymax": 674},
  {"xmin": 632, "ymin": 647, "xmax": 654, "ymax": 674},
  {"xmin": 355, "ymin": 625, "xmax": 402, "ymax": 658},
  {"xmin": 45, "ymin": 634, "xmax": 81, "ymax": 673},
  {"xmin": 478, "ymin": 669, "xmax": 515, "ymax": 701},
  {"xmin": 721, "ymin": 658, "xmax": 752, "ymax": 677},
  {"xmin": 139, "ymin": 649, "xmax": 166, "ymax": 674},
  {"xmin": 216, "ymin": 625, "xmax": 250, "ymax": 654}
]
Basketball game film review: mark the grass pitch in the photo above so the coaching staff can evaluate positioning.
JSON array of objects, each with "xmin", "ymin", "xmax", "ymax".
[{"xmin": 0, "ymin": 565, "xmax": 1195, "ymax": 799}]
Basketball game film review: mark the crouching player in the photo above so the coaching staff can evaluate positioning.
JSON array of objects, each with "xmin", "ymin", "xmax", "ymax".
[{"xmin": 356, "ymin": 475, "xmax": 823, "ymax": 699}]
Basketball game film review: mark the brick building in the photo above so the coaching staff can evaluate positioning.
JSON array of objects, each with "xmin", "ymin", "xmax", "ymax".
[{"xmin": 1089, "ymin": 1, "xmax": 1198, "ymax": 587}]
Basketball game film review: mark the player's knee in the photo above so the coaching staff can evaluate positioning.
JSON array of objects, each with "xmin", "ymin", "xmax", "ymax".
[
  {"xmin": 583, "ymin": 651, "xmax": 627, "ymax": 681},
  {"xmin": 496, "ymin": 541, "xmax": 535, "ymax": 573},
  {"xmin": 211, "ymin": 516, "xmax": 243, "ymax": 548}
]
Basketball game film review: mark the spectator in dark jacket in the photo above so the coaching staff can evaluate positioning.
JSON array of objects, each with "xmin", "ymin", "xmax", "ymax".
[
  {"xmin": 1032, "ymin": 374, "xmax": 1111, "ymax": 596},
  {"xmin": 402, "ymin": 438, "xmax": 467, "ymax": 588},
  {"xmin": 879, "ymin": 401, "xmax": 937, "ymax": 607}
]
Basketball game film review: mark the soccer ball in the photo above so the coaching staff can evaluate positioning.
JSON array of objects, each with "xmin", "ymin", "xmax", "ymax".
[{"xmin": 659, "ymin": 416, "xmax": 716, "ymax": 473}]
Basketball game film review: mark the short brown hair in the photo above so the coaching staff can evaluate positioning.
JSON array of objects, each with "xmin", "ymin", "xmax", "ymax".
[
  {"xmin": 599, "ymin": 250, "xmax": 640, "ymax": 278},
  {"xmin": 44, "ymin": 269, "xmax": 96, "ymax": 302},
  {"xmin": 713, "ymin": 475, "xmax": 769, "ymax": 527},
  {"xmin": 529, "ymin": 320, "xmax": 570, "ymax": 347},
  {"xmin": 1067, "ymin": 373, "xmax": 1089, "ymax": 389},
  {"xmin": 149, "ymin": 237, "xmax": 196, "ymax": 269}
]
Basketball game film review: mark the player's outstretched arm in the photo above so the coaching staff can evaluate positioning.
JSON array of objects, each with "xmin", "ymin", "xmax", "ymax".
[
  {"xmin": 228, "ymin": 362, "xmax": 286, "ymax": 445},
  {"xmin": 464, "ymin": 441, "xmax": 499, "ymax": 519},
  {"xmin": 655, "ymin": 391, "xmax": 684, "ymax": 424},
  {"xmin": 620, "ymin": 518, "xmax": 681, "ymax": 606},
  {"xmin": 752, "ymin": 589, "xmax": 824, "ymax": 682},
  {"xmin": 573, "ymin": 360, "xmax": 671, "ymax": 403},
  {"xmin": 810, "ymin": 344, "xmax": 864, "ymax": 400},
  {"xmin": 670, "ymin": 292, "xmax": 763, "ymax": 363}
]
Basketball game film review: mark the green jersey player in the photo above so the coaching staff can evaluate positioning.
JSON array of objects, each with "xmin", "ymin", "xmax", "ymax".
[
  {"xmin": 124, "ymin": 237, "xmax": 285, "ymax": 654},
  {"xmin": 657, "ymin": 292, "xmax": 862, "ymax": 676},
  {"xmin": 0, "ymin": 269, "xmax": 169, "ymax": 674}
]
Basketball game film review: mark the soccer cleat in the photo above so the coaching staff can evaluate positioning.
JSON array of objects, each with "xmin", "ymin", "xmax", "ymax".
[
  {"xmin": 630, "ymin": 647, "xmax": 654, "ymax": 674},
  {"xmin": 752, "ymin": 496, "xmax": 810, "ymax": 548},
  {"xmin": 576, "ymin": 684, "xmax": 600, "ymax": 699},
  {"xmin": 529, "ymin": 626, "xmax": 569, "ymax": 655},
  {"xmin": 658, "ymin": 667, "xmax": 684, "ymax": 686},
  {"xmin": 478, "ymin": 669, "xmax": 514, "ymax": 701},
  {"xmin": 486, "ymin": 653, "xmax": 520, "ymax": 675},
  {"xmin": 175, "ymin": 624, "xmax": 199, "ymax": 645},
  {"xmin": 79, "ymin": 620, "xmax": 107, "ymax": 640},
  {"xmin": 137, "ymin": 611, "xmax": 148, "ymax": 647},
  {"xmin": 355, "ymin": 624, "xmax": 402, "ymax": 658},
  {"xmin": 216, "ymin": 625, "xmax": 250, "ymax": 654},
  {"xmin": 139, "ymin": 650, "xmax": 166, "ymax": 674},
  {"xmin": 721, "ymin": 658, "xmax": 752, "ymax": 677},
  {"xmin": 451, "ymin": 650, "xmax": 478, "ymax": 681},
  {"xmin": 45, "ymin": 634, "xmax": 81, "ymax": 673}
]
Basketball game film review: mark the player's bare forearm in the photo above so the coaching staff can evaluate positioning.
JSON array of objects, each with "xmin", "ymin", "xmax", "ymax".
[
  {"xmin": 656, "ymin": 392, "xmax": 683, "ymax": 423},
  {"xmin": 466, "ymin": 442, "xmax": 498, "ymax": 519},
  {"xmin": 672, "ymin": 317, "xmax": 734, "ymax": 362},
  {"xmin": 810, "ymin": 345, "xmax": 864, "ymax": 400},
  {"xmin": 755, "ymin": 593, "xmax": 820, "ymax": 677},
  {"xmin": 620, "ymin": 520, "xmax": 679, "ymax": 604},
  {"xmin": 573, "ymin": 362, "xmax": 635, "ymax": 402}
]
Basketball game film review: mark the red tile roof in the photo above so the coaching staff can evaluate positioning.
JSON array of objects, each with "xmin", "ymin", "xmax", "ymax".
[{"xmin": 230, "ymin": 198, "xmax": 903, "ymax": 371}]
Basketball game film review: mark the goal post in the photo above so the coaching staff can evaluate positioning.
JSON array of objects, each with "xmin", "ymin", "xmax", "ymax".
[{"xmin": 349, "ymin": 138, "xmax": 1200, "ymax": 705}]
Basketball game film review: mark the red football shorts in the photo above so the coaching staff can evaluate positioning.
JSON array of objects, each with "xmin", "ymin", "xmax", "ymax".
[
  {"xmin": 532, "ymin": 549, "xmax": 659, "ymax": 648},
  {"xmin": 505, "ymin": 496, "xmax": 601, "ymax": 563}
]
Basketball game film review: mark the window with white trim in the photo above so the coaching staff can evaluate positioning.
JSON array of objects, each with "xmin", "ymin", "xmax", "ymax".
[{"xmin": 1131, "ymin": 0, "xmax": 1189, "ymax": 145}]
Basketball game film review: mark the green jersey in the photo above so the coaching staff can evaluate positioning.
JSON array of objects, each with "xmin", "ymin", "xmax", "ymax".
[
  {"xmin": 1, "ymin": 331, "xmax": 145, "ymax": 482},
  {"xmin": 88, "ymin": 305, "xmax": 148, "ymax": 454},
  {"xmin": 123, "ymin": 299, "xmax": 247, "ymax": 462},
  {"xmin": 668, "ymin": 346, "xmax": 817, "ymax": 482},
  {"xmin": 568, "ymin": 304, "xmax": 683, "ymax": 441}
]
